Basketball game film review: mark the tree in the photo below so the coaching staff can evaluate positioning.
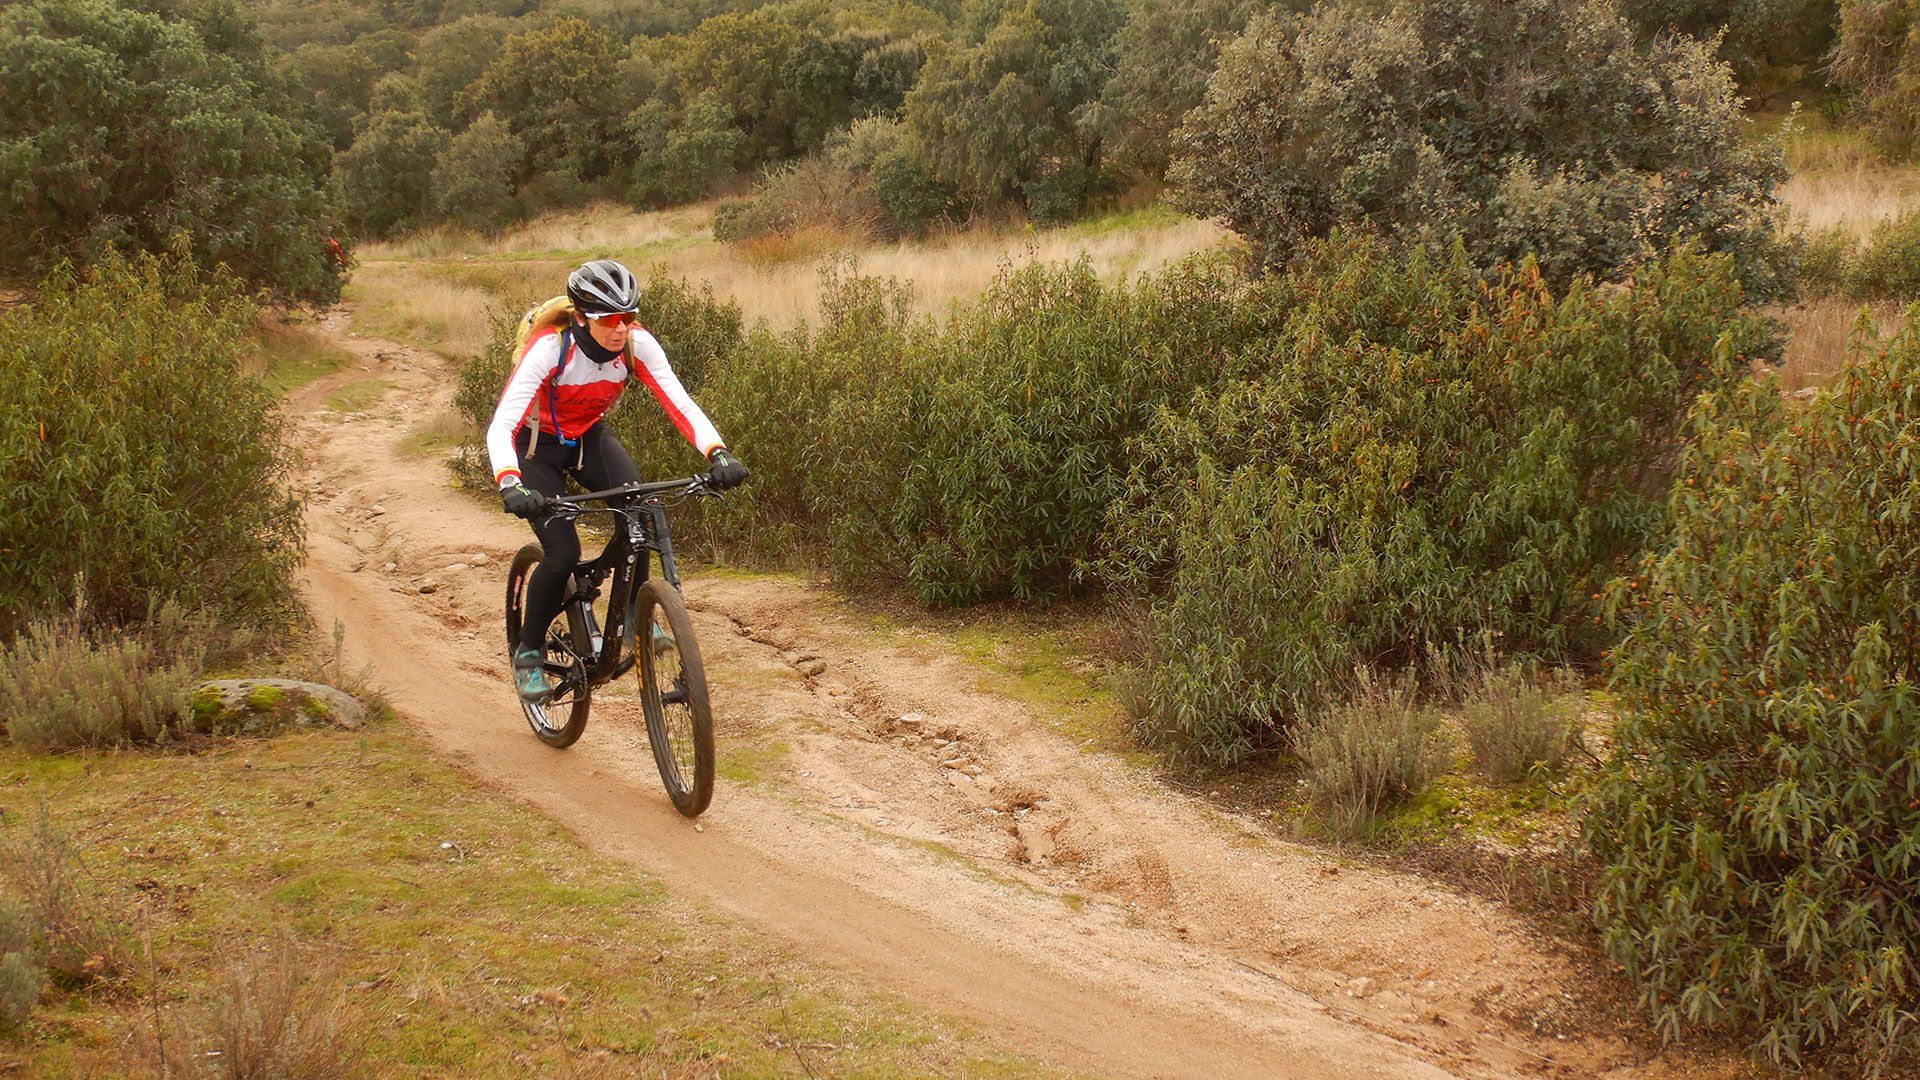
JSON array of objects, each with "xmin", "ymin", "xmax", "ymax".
[
  {"xmin": 1617, "ymin": 0, "xmax": 1837, "ymax": 97},
  {"xmin": 1831, "ymin": 0, "xmax": 1920, "ymax": 159},
  {"xmin": 281, "ymin": 40, "xmax": 387, "ymax": 149},
  {"xmin": 0, "ymin": 0, "xmax": 348, "ymax": 304},
  {"xmin": 333, "ymin": 111, "xmax": 451, "ymax": 237},
  {"xmin": 1099, "ymin": 0, "xmax": 1272, "ymax": 180},
  {"xmin": 1170, "ymin": 0, "xmax": 1791, "ymax": 295},
  {"xmin": 415, "ymin": 14, "xmax": 515, "ymax": 129},
  {"xmin": 433, "ymin": 111, "xmax": 525, "ymax": 231},
  {"xmin": 903, "ymin": 0, "xmax": 1124, "ymax": 217},
  {"xmin": 467, "ymin": 17, "xmax": 631, "ymax": 184}
]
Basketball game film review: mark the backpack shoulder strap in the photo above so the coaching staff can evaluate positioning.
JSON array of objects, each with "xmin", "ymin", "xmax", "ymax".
[{"xmin": 546, "ymin": 324, "xmax": 576, "ymax": 448}]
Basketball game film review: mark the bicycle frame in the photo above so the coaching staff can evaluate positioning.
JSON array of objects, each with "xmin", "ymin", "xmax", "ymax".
[{"xmin": 551, "ymin": 476, "xmax": 710, "ymax": 688}]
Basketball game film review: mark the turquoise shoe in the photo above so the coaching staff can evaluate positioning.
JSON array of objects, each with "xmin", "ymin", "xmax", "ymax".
[{"xmin": 512, "ymin": 646, "xmax": 551, "ymax": 703}]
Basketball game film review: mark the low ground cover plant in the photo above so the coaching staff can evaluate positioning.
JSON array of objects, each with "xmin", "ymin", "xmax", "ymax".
[
  {"xmin": 0, "ymin": 732, "xmax": 1043, "ymax": 1077},
  {"xmin": 1588, "ymin": 314, "xmax": 1920, "ymax": 1071}
]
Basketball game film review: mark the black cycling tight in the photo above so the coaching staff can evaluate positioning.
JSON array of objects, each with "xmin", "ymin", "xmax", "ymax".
[{"xmin": 513, "ymin": 422, "xmax": 640, "ymax": 652}]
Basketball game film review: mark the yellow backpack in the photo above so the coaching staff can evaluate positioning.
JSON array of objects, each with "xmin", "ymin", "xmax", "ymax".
[{"xmin": 514, "ymin": 295, "xmax": 575, "ymax": 356}]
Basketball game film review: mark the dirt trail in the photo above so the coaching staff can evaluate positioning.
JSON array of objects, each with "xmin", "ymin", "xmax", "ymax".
[{"xmin": 289, "ymin": 316, "xmax": 1722, "ymax": 1080}]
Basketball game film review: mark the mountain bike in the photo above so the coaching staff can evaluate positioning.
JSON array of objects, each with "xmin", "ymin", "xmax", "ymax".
[{"xmin": 504, "ymin": 476, "xmax": 718, "ymax": 817}]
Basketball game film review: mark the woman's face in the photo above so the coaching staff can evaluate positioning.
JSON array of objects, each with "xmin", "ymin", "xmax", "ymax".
[{"xmin": 582, "ymin": 313, "xmax": 632, "ymax": 353}]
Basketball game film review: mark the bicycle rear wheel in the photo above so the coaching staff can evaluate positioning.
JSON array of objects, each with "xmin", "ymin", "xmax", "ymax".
[
  {"xmin": 635, "ymin": 579, "xmax": 714, "ymax": 817},
  {"xmin": 505, "ymin": 544, "xmax": 590, "ymax": 748}
]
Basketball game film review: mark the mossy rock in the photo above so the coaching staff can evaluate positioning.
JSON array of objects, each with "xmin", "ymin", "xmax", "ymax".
[{"xmin": 190, "ymin": 679, "xmax": 366, "ymax": 737}]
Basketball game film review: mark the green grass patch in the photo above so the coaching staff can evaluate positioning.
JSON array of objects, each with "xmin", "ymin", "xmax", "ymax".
[
  {"xmin": 719, "ymin": 737, "xmax": 788, "ymax": 785},
  {"xmin": 1062, "ymin": 202, "xmax": 1185, "ymax": 238},
  {"xmin": 1372, "ymin": 772, "xmax": 1558, "ymax": 850},
  {"xmin": 323, "ymin": 379, "xmax": 397, "ymax": 414},
  {"xmin": 0, "ymin": 731, "xmax": 1055, "ymax": 1079}
]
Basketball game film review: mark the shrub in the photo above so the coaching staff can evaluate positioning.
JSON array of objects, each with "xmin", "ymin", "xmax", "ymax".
[
  {"xmin": 0, "ymin": 254, "xmax": 306, "ymax": 634},
  {"xmin": 713, "ymin": 156, "xmax": 884, "ymax": 245},
  {"xmin": 1852, "ymin": 206, "xmax": 1920, "ymax": 300},
  {"xmin": 1462, "ymin": 663, "xmax": 1583, "ymax": 783},
  {"xmin": 0, "ymin": 806, "xmax": 131, "ymax": 988},
  {"xmin": 1587, "ymin": 315, "xmax": 1920, "ymax": 1067},
  {"xmin": 1170, "ymin": 0, "xmax": 1792, "ymax": 297},
  {"xmin": 1298, "ymin": 671, "xmax": 1446, "ymax": 839},
  {"xmin": 1796, "ymin": 224, "xmax": 1861, "ymax": 298},
  {"xmin": 0, "ymin": 618, "xmax": 199, "ymax": 751},
  {"xmin": 0, "ymin": 949, "xmax": 43, "ymax": 1028},
  {"xmin": 1098, "ymin": 237, "xmax": 1772, "ymax": 766},
  {"xmin": 149, "ymin": 935, "xmax": 357, "ymax": 1080}
]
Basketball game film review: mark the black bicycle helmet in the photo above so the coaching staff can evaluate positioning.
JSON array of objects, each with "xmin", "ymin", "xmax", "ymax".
[{"xmin": 566, "ymin": 259, "xmax": 640, "ymax": 316}]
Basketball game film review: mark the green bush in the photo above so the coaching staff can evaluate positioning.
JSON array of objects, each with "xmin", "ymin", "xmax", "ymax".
[
  {"xmin": 1298, "ymin": 671, "xmax": 1446, "ymax": 839},
  {"xmin": 1170, "ymin": 0, "xmax": 1792, "ymax": 297},
  {"xmin": 1098, "ymin": 237, "xmax": 1773, "ymax": 766},
  {"xmin": 1796, "ymin": 224, "xmax": 1862, "ymax": 298},
  {"xmin": 0, "ymin": 254, "xmax": 305, "ymax": 634},
  {"xmin": 1587, "ymin": 316, "xmax": 1920, "ymax": 1067},
  {"xmin": 0, "ymin": 949, "xmax": 44, "ymax": 1028},
  {"xmin": 1852, "ymin": 206, "xmax": 1920, "ymax": 300},
  {"xmin": 0, "ymin": 618, "xmax": 199, "ymax": 751},
  {"xmin": 1462, "ymin": 663, "xmax": 1583, "ymax": 783}
]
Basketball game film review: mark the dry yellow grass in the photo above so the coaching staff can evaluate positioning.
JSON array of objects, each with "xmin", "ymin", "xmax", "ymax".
[
  {"xmin": 1772, "ymin": 299, "xmax": 1912, "ymax": 392},
  {"xmin": 342, "ymin": 262, "xmax": 504, "ymax": 357},
  {"xmin": 1773, "ymin": 116, "xmax": 1920, "ymax": 239},
  {"xmin": 349, "ymin": 202, "xmax": 1230, "ymax": 344}
]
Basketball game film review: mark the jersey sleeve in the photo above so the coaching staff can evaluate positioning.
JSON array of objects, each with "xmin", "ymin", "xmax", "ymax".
[
  {"xmin": 628, "ymin": 331, "xmax": 725, "ymax": 457},
  {"xmin": 486, "ymin": 333, "xmax": 562, "ymax": 486}
]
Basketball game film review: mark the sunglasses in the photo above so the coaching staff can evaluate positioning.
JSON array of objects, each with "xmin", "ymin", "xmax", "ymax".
[{"xmin": 584, "ymin": 311, "xmax": 638, "ymax": 328}]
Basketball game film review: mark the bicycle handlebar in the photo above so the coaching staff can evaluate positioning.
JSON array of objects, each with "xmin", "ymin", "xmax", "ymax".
[{"xmin": 555, "ymin": 475, "xmax": 713, "ymax": 508}]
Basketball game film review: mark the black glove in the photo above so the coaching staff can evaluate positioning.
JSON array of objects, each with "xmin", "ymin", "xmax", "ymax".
[
  {"xmin": 706, "ymin": 448, "xmax": 749, "ymax": 490},
  {"xmin": 501, "ymin": 482, "xmax": 556, "ymax": 520}
]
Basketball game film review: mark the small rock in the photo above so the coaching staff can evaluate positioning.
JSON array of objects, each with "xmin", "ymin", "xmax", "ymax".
[
  {"xmin": 896, "ymin": 712, "xmax": 925, "ymax": 726},
  {"xmin": 368, "ymin": 505, "xmax": 386, "ymax": 516},
  {"xmin": 1346, "ymin": 977, "xmax": 1379, "ymax": 999},
  {"xmin": 468, "ymin": 553, "xmax": 491, "ymax": 566},
  {"xmin": 799, "ymin": 659, "xmax": 828, "ymax": 677},
  {"xmin": 383, "ymin": 561, "xmax": 399, "ymax": 573},
  {"xmin": 417, "ymin": 580, "xmax": 439, "ymax": 594}
]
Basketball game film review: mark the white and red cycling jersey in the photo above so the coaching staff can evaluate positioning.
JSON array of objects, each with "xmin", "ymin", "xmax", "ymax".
[{"xmin": 486, "ymin": 325, "xmax": 724, "ymax": 486}]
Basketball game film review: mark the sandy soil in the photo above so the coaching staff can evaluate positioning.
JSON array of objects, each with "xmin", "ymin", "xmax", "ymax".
[{"xmin": 289, "ymin": 315, "xmax": 1747, "ymax": 1080}]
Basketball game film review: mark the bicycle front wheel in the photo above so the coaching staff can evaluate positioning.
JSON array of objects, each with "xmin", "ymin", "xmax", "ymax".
[
  {"xmin": 635, "ymin": 579, "xmax": 714, "ymax": 817},
  {"xmin": 506, "ymin": 544, "xmax": 590, "ymax": 748}
]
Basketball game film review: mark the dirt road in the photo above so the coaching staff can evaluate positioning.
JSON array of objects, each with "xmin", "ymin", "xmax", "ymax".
[{"xmin": 289, "ymin": 318, "xmax": 1725, "ymax": 1080}]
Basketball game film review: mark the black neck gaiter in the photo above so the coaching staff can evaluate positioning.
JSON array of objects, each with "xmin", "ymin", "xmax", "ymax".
[{"xmin": 571, "ymin": 321, "xmax": 623, "ymax": 365}]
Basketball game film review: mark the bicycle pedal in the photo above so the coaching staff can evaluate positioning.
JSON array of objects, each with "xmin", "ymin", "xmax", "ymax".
[{"xmin": 661, "ymin": 680, "xmax": 689, "ymax": 705}]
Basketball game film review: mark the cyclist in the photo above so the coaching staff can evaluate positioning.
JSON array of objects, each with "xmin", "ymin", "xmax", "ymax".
[{"xmin": 489, "ymin": 259, "xmax": 748, "ymax": 703}]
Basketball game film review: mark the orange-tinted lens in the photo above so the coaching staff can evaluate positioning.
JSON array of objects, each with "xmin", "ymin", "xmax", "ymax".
[{"xmin": 589, "ymin": 312, "xmax": 637, "ymax": 328}]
